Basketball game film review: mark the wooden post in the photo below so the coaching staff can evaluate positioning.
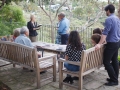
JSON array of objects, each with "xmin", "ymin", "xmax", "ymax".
[
  {"xmin": 78, "ymin": 51, "xmax": 86, "ymax": 90},
  {"xmin": 33, "ymin": 48, "xmax": 41, "ymax": 88},
  {"xmin": 118, "ymin": 0, "xmax": 120, "ymax": 19},
  {"xmin": 108, "ymin": 0, "xmax": 110, "ymax": 4},
  {"xmin": 53, "ymin": 56, "xmax": 56, "ymax": 82},
  {"xmin": 51, "ymin": 24, "xmax": 54, "ymax": 43},
  {"xmin": 59, "ymin": 61, "xmax": 63, "ymax": 89}
]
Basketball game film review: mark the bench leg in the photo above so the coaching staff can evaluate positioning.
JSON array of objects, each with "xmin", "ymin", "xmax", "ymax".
[
  {"xmin": 59, "ymin": 62, "xmax": 63, "ymax": 89},
  {"xmin": 36, "ymin": 70, "xmax": 41, "ymax": 88},
  {"xmin": 78, "ymin": 75, "xmax": 83, "ymax": 90},
  {"xmin": 53, "ymin": 57, "xmax": 56, "ymax": 82},
  {"xmin": 13, "ymin": 64, "xmax": 16, "ymax": 67}
]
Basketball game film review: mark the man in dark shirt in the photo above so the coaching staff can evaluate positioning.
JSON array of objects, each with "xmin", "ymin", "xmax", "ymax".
[{"xmin": 95, "ymin": 4, "xmax": 120, "ymax": 86}]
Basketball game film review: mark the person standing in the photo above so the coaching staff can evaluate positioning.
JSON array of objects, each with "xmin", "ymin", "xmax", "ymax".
[
  {"xmin": 95, "ymin": 4, "xmax": 120, "ymax": 86},
  {"xmin": 27, "ymin": 15, "xmax": 40, "ymax": 42},
  {"xmin": 55, "ymin": 22, "xmax": 61, "ymax": 44},
  {"xmin": 57, "ymin": 12, "xmax": 70, "ymax": 45}
]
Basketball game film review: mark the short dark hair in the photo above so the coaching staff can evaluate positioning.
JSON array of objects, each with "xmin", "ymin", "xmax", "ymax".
[
  {"xmin": 91, "ymin": 34, "xmax": 101, "ymax": 44},
  {"xmin": 93, "ymin": 28, "xmax": 102, "ymax": 35},
  {"xmin": 104, "ymin": 4, "xmax": 115, "ymax": 13},
  {"xmin": 58, "ymin": 12, "xmax": 65, "ymax": 17}
]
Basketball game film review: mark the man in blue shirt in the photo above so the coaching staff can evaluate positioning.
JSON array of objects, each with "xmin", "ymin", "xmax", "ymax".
[
  {"xmin": 15, "ymin": 26, "xmax": 41, "ymax": 58},
  {"xmin": 15, "ymin": 26, "xmax": 33, "ymax": 47},
  {"xmin": 57, "ymin": 12, "xmax": 70, "ymax": 45},
  {"xmin": 95, "ymin": 4, "xmax": 120, "ymax": 86}
]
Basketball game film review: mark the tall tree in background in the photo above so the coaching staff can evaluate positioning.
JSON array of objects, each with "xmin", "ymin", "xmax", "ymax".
[
  {"xmin": 38, "ymin": 0, "xmax": 68, "ymax": 43},
  {"xmin": 118, "ymin": 0, "xmax": 120, "ymax": 18}
]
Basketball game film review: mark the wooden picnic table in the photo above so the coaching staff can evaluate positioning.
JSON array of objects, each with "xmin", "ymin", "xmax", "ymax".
[{"xmin": 32, "ymin": 41, "xmax": 67, "ymax": 58}]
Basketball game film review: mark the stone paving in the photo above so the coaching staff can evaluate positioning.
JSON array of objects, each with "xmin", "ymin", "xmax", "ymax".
[{"xmin": 0, "ymin": 54, "xmax": 120, "ymax": 90}]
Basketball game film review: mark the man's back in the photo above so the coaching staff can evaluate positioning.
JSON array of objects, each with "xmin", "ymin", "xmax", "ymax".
[
  {"xmin": 15, "ymin": 34, "xmax": 33, "ymax": 47},
  {"xmin": 58, "ymin": 17, "xmax": 70, "ymax": 35}
]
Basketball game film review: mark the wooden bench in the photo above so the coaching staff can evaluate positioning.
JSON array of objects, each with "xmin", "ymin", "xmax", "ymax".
[
  {"xmin": 0, "ymin": 41, "xmax": 57, "ymax": 89},
  {"xmin": 58, "ymin": 45, "xmax": 104, "ymax": 90}
]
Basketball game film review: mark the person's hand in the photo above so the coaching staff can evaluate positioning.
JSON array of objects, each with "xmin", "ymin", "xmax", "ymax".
[
  {"xmin": 37, "ymin": 52, "xmax": 41, "ymax": 58},
  {"xmin": 37, "ymin": 27, "xmax": 40, "ymax": 30},
  {"xmin": 95, "ymin": 44, "xmax": 101, "ymax": 50}
]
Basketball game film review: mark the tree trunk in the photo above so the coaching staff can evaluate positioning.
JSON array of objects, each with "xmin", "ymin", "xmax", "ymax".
[
  {"xmin": 118, "ymin": 0, "xmax": 120, "ymax": 19},
  {"xmin": 51, "ymin": 22, "xmax": 54, "ymax": 43},
  {"xmin": 108, "ymin": 0, "xmax": 110, "ymax": 4}
]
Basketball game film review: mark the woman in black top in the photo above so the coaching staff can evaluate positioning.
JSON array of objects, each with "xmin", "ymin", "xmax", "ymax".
[
  {"xmin": 63, "ymin": 30, "xmax": 86, "ymax": 84},
  {"xmin": 27, "ymin": 15, "xmax": 40, "ymax": 42}
]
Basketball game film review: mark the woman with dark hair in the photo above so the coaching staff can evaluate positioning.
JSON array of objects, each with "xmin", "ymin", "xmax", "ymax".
[{"xmin": 63, "ymin": 30, "xmax": 86, "ymax": 84}]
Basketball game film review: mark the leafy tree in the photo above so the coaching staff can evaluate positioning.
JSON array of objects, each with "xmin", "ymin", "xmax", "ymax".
[
  {"xmin": 0, "ymin": 4, "xmax": 25, "ymax": 36},
  {"xmin": 0, "ymin": 5, "xmax": 25, "ymax": 22}
]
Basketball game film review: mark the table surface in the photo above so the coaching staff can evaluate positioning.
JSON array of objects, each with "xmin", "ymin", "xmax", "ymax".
[{"xmin": 32, "ymin": 41, "xmax": 66, "ymax": 53}]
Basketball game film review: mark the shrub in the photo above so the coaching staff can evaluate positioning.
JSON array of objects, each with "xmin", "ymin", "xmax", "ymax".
[
  {"xmin": 0, "ymin": 5, "xmax": 25, "ymax": 23},
  {"xmin": 0, "ymin": 5, "xmax": 26, "ymax": 36},
  {"xmin": 0, "ymin": 22, "xmax": 25, "ymax": 36}
]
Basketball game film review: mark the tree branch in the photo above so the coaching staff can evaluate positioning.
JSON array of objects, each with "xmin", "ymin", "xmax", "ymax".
[
  {"xmin": 79, "ymin": 8, "xmax": 104, "ymax": 31},
  {"xmin": 39, "ymin": 0, "xmax": 52, "ymax": 22},
  {"xmin": 0, "ymin": 0, "xmax": 6, "ymax": 10},
  {"xmin": 52, "ymin": 0, "xmax": 67, "ymax": 22}
]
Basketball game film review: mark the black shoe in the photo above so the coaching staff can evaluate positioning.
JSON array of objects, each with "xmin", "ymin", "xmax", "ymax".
[
  {"xmin": 63, "ymin": 76, "xmax": 74, "ymax": 84},
  {"xmin": 72, "ymin": 76, "xmax": 79, "ymax": 80},
  {"xmin": 30, "ymin": 70, "xmax": 34, "ymax": 72},
  {"xmin": 40, "ymin": 70, "xmax": 47, "ymax": 74},
  {"xmin": 63, "ymin": 77, "xmax": 69, "ymax": 83},
  {"xmin": 106, "ymin": 78, "xmax": 112, "ymax": 82},
  {"xmin": 69, "ymin": 76, "xmax": 74, "ymax": 84},
  {"xmin": 104, "ymin": 81, "xmax": 118, "ymax": 86}
]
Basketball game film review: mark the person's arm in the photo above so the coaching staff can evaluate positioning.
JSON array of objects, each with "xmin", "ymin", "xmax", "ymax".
[
  {"xmin": 27, "ymin": 22, "xmax": 31, "ymax": 31},
  {"xmin": 65, "ymin": 45, "xmax": 71, "ymax": 61},
  {"xmin": 65, "ymin": 55, "xmax": 69, "ymax": 60},
  {"xmin": 33, "ymin": 27, "xmax": 40, "ymax": 30},
  {"xmin": 95, "ymin": 18, "xmax": 111, "ymax": 50},
  {"xmin": 33, "ymin": 22, "xmax": 40, "ymax": 30},
  {"xmin": 98, "ymin": 35, "xmax": 107, "ymax": 44}
]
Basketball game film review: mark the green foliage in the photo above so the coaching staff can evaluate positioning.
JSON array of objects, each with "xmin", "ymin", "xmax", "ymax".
[
  {"xmin": 73, "ymin": 7, "xmax": 84, "ymax": 17},
  {"xmin": 5, "ymin": 0, "xmax": 35, "ymax": 5},
  {"xmin": 0, "ymin": 4, "xmax": 26, "ymax": 36},
  {"xmin": 0, "ymin": 22, "xmax": 25, "ymax": 36},
  {"xmin": 118, "ymin": 55, "xmax": 120, "ymax": 62},
  {"xmin": 0, "ymin": 5, "xmax": 25, "ymax": 23}
]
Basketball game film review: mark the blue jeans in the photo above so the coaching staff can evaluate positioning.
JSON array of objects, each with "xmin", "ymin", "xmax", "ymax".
[{"xmin": 64, "ymin": 62, "xmax": 79, "ymax": 77}]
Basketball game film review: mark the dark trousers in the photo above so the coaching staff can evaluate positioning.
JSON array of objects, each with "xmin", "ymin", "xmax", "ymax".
[
  {"xmin": 103, "ymin": 41, "xmax": 119, "ymax": 83},
  {"xmin": 61, "ymin": 34, "xmax": 69, "ymax": 45}
]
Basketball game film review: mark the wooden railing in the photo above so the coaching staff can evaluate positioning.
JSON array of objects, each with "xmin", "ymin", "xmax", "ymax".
[
  {"xmin": 37, "ymin": 25, "xmax": 120, "ymax": 55},
  {"xmin": 1, "ymin": 24, "xmax": 120, "ymax": 55},
  {"xmin": 37, "ymin": 25, "xmax": 93, "ymax": 48}
]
